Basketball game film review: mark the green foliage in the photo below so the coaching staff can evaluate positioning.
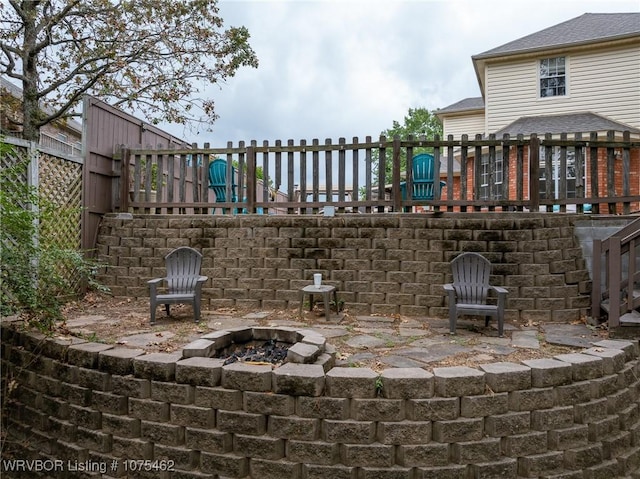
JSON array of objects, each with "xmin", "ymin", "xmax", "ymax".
[
  {"xmin": 1, "ymin": 0, "xmax": 259, "ymax": 140},
  {"xmin": 375, "ymin": 375, "xmax": 384, "ymax": 396},
  {"xmin": 0, "ymin": 142, "xmax": 108, "ymax": 330},
  {"xmin": 373, "ymin": 107, "xmax": 443, "ymax": 184}
]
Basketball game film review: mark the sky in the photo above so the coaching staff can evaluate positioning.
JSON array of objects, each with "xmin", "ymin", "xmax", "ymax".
[{"xmin": 160, "ymin": 0, "xmax": 640, "ymax": 147}]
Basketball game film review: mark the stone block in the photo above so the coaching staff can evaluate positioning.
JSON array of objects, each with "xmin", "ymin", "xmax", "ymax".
[
  {"xmin": 326, "ymin": 367, "xmax": 378, "ymax": 398},
  {"xmin": 407, "ymin": 397, "xmax": 459, "ymax": 421},
  {"xmin": 341, "ymin": 443, "xmax": 395, "ymax": 467},
  {"xmin": 296, "ymin": 396, "xmax": 349, "ymax": 419},
  {"xmin": 500, "ymin": 430, "xmax": 548, "ymax": 457},
  {"xmin": 175, "ymin": 357, "xmax": 224, "ymax": 387},
  {"xmin": 548, "ymin": 425, "xmax": 589, "ymax": 450},
  {"xmin": 413, "ymin": 464, "xmax": 467, "ymax": 479},
  {"xmin": 350, "ymin": 399, "xmax": 404, "ymax": 421},
  {"xmin": 101, "ymin": 413, "xmax": 141, "ymax": 438},
  {"xmin": 573, "ymin": 398, "xmax": 609, "ymax": 424},
  {"xmin": 200, "ymin": 452, "xmax": 248, "ymax": 477},
  {"xmin": 287, "ymin": 342, "xmax": 321, "ymax": 364},
  {"xmin": 92, "ymin": 390, "xmax": 128, "ymax": 414},
  {"xmin": 141, "ymin": 419, "xmax": 185, "ymax": 446},
  {"xmin": 470, "ymin": 458, "xmax": 518, "ymax": 479},
  {"xmin": 396, "ymin": 443, "xmax": 450, "ymax": 467},
  {"xmin": 244, "ymin": 391, "xmax": 295, "ymax": 416},
  {"xmin": 563, "ymin": 443, "xmax": 604, "ymax": 469},
  {"xmin": 170, "ymin": 404, "xmax": 215, "ymax": 428},
  {"xmin": 303, "ymin": 464, "xmax": 356, "ymax": 479},
  {"xmin": 593, "ymin": 339, "xmax": 639, "ymax": 361},
  {"xmin": 484, "ymin": 411, "xmax": 531, "ymax": 437},
  {"xmin": 217, "ymin": 410, "xmax": 266, "ymax": 435},
  {"xmin": 128, "ymin": 397, "xmax": 169, "ymax": 422},
  {"xmin": 67, "ymin": 342, "xmax": 114, "ymax": 368},
  {"xmin": 110, "ymin": 375, "xmax": 150, "ymax": 399},
  {"xmin": 68, "ymin": 404, "xmax": 101, "ymax": 429},
  {"xmin": 531, "ymin": 406, "xmax": 574, "ymax": 431},
  {"xmin": 233, "ymin": 433, "xmax": 284, "ymax": 460},
  {"xmin": 509, "ymin": 388, "xmax": 555, "ymax": 411},
  {"xmin": 76, "ymin": 426, "xmax": 111, "ymax": 453},
  {"xmin": 184, "ymin": 427, "xmax": 232, "ymax": 453},
  {"xmin": 582, "ymin": 347, "xmax": 626, "ymax": 375},
  {"xmin": 480, "ymin": 362, "xmax": 532, "ymax": 392},
  {"xmin": 554, "ymin": 381, "xmax": 592, "ymax": 405},
  {"xmin": 133, "ymin": 352, "xmax": 181, "ymax": 381},
  {"xmin": 59, "ymin": 382, "xmax": 91, "ymax": 406},
  {"xmin": 75, "ymin": 367, "xmax": 111, "ymax": 391},
  {"xmin": 268, "ymin": 416, "xmax": 320, "ymax": 440},
  {"xmin": 377, "ymin": 421, "xmax": 432, "ymax": 445},
  {"xmin": 249, "ymin": 458, "xmax": 301, "ymax": 479},
  {"xmin": 150, "ymin": 381, "xmax": 194, "ymax": 404},
  {"xmin": 98, "ymin": 348, "xmax": 146, "ymax": 375},
  {"xmin": 181, "ymin": 339, "xmax": 216, "ymax": 358},
  {"xmin": 220, "ymin": 362, "xmax": 273, "ymax": 391},
  {"xmin": 273, "ymin": 363, "xmax": 326, "ymax": 396},
  {"xmin": 451, "ymin": 438, "xmax": 502, "ymax": 463},
  {"xmin": 324, "ymin": 419, "xmax": 376, "ymax": 444},
  {"xmin": 287, "ymin": 440, "xmax": 340, "ymax": 465},
  {"xmin": 554, "ymin": 353, "xmax": 604, "ymax": 381},
  {"xmin": 432, "ymin": 417, "xmax": 484, "ymax": 442},
  {"xmin": 194, "ymin": 386, "xmax": 242, "ymax": 410},
  {"xmin": 521, "ymin": 359, "xmax": 573, "ymax": 387},
  {"xmin": 433, "ymin": 366, "xmax": 485, "ymax": 397},
  {"xmin": 153, "ymin": 444, "xmax": 198, "ymax": 471},
  {"xmin": 380, "ymin": 368, "xmax": 434, "ymax": 399},
  {"xmin": 460, "ymin": 392, "xmax": 508, "ymax": 417}
]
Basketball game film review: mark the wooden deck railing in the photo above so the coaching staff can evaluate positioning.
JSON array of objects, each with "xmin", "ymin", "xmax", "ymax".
[
  {"xmin": 592, "ymin": 217, "xmax": 640, "ymax": 327},
  {"xmin": 117, "ymin": 132, "xmax": 640, "ymax": 215}
]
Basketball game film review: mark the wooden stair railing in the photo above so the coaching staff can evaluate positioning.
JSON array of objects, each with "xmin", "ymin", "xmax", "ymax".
[{"xmin": 592, "ymin": 217, "xmax": 640, "ymax": 327}]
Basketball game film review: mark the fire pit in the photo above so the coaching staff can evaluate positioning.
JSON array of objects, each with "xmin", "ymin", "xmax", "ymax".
[{"xmin": 180, "ymin": 326, "xmax": 333, "ymax": 367}]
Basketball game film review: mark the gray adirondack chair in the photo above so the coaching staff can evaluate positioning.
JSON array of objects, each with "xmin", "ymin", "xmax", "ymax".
[
  {"xmin": 148, "ymin": 247, "xmax": 208, "ymax": 324},
  {"xmin": 443, "ymin": 252, "xmax": 508, "ymax": 337}
]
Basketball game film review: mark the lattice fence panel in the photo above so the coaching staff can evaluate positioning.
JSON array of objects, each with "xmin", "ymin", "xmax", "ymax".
[
  {"xmin": 0, "ymin": 143, "xmax": 29, "ymax": 310},
  {"xmin": 38, "ymin": 152, "xmax": 84, "ymax": 295}
]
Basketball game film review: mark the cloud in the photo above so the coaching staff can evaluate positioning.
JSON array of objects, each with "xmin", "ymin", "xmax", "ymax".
[{"xmin": 160, "ymin": 0, "xmax": 640, "ymax": 146}]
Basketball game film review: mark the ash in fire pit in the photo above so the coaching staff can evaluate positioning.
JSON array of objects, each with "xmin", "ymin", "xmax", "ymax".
[
  {"xmin": 220, "ymin": 338, "xmax": 290, "ymax": 365},
  {"xmin": 181, "ymin": 326, "xmax": 335, "ymax": 367}
]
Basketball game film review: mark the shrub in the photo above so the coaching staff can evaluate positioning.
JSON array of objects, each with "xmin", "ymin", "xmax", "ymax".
[{"xmin": 0, "ymin": 140, "xmax": 108, "ymax": 329}]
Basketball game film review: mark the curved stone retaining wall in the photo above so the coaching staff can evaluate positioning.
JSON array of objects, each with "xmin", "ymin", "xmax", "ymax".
[
  {"xmin": 2, "ymin": 325, "xmax": 640, "ymax": 478},
  {"xmin": 95, "ymin": 212, "xmax": 594, "ymax": 322}
]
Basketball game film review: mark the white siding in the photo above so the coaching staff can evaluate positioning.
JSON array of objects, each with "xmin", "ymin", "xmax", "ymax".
[
  {"xmin": 485, "ymin": 44, "xmax": 640, "ymax": 133},
  {"xmin": 442, "ymin": 113, "xmax": 486, "ymax": 139}
]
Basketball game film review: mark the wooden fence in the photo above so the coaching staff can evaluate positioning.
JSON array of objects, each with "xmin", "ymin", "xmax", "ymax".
[{"xmin": 118, "ymin": 132, "xmax": 640, "ymax": 215}]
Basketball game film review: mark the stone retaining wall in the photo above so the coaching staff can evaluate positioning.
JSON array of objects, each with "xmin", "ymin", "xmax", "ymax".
[
  {"xmin": 2, "ymin": 325, "xmax": 640, "ymax": 478},
  {"xmin": 94, "ymin": 213, "xmax": 592, "ymax": 322}
]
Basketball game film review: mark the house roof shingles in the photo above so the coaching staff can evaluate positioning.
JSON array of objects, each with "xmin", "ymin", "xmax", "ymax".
[
  {"xmin": 437, "ymin": 97, "xmax": 485, "ymax": 115},
  {"xmin": 473, "ymin": 12, "xmax": 640, "ymax": 60},
  {"xmin": 493, "ymin": 112, "xmax": 640, "ymax": 137}
]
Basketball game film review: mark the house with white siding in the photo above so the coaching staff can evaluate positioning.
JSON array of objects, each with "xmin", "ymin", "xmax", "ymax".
[{"xmin": 436, "ymin": 12, "xmax": 640, "ymax": 206}]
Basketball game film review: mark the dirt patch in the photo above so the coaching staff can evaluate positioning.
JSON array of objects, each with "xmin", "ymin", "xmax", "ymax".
[{"xmin": 7, "ymin": 293, "xmax": 609, "ymax": 372}]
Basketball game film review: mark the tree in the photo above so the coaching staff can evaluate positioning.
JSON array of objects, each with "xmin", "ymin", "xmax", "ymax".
[
  {"xmin": 374, "ymin": 107, "xmax": 443, "ymax": 183},
  {"xmin": 1, "ymin": 0, "xmax": 258, "ymax": 141}
]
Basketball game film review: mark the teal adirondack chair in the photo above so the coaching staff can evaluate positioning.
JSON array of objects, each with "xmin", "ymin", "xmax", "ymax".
[
  {"xmin": 208, "ymin": 158, "xmax": 238, "ymax": 213},
  {"xmin": 411, "ymin": 153, "xmax": 446, "ymax": 201}
]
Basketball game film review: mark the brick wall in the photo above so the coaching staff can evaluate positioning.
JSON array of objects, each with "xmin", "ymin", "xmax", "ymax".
[
  {"xmin": 2, "ymin": 326, "xmax": 639, "ymax": 478},
  {"xmin": 95, "ymin": 212, "xmax": 591, "ymax": 322}
]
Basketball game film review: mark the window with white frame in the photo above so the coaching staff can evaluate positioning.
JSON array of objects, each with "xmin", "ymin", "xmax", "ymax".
[
  {"xmin": 479, "ymin": 153, "xmax": 503, "ymax": 200},
  {"xmin": 539, "ymin": 146, "xmax": 582, "ymax": 199},
  {"xmin": 539, "ymin": 57, "xmax": 566, "ymax": 97}
]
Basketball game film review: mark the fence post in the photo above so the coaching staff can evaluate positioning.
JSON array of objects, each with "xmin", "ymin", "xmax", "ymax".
[
  {"xmin": 592, "ymin": 239, "xmax": 602, "ymax": 321},
  {"xmin": 529, "ymin": 134, "xmax": 540, "ymax": 212},
  {"xmin": 392, "ymin": 136, "xmax": 402, "ymax": 212},
  {"xmin": 622, "ymin": 131, "xmax": 631, "ymax": 215},
  {"xmin": 119, "ymin": 146, "xmax": 130, "ymax": 212},
  {"xmin": 246, "ymin": 144, "xmax": 256, "ymax": 213}
]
